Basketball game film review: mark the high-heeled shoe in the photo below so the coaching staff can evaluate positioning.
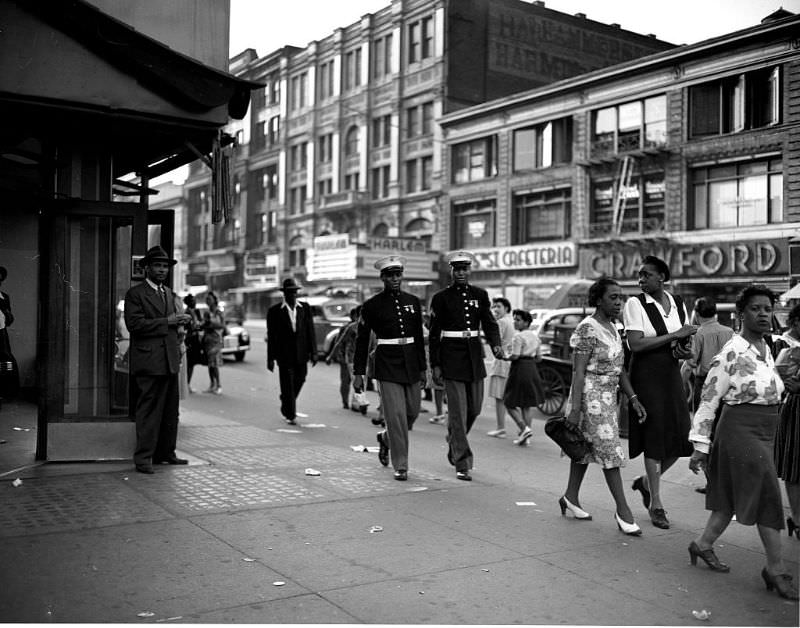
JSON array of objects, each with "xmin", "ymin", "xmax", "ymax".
[
  {"xmin": 614, "ymin": 512, "xmax": 642, "ymax": 536},
  {"xmin": 558, "ymin": 496, "xmax": 592, "ymax": 520},
  {"xmin": 688, "ymin": 541, "xmax": 730, "ymax": 572},
  {"xmin": 761, "ymin": 568, "xmax": 799, "ymax": 600},
  {"xmin": 787, "ymin": 517, "xmax": 799, "ymax": 539}
]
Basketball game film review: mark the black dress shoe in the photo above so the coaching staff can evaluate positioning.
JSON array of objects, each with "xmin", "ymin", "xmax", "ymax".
[
  {"xmin": 158, "ymin": 456, "xmax": 188, "ymax": 465},
  {"xmin": 135, "ymin": 464, "xmax": 154, "ymax": 474},
  {"xmin": 394, "ymin": 470, "xmax": 407, "ymax": 481},
  {"xmin": 377, "ymin": 432, "xmax": 389, "ymax": 467},
  {"xmin": 649, "ymin": 507, "xmax": 670, "ymax": 529},
  {"xmin": 456, "ymin": 471, "xmax": 472, "ymax": 481}
]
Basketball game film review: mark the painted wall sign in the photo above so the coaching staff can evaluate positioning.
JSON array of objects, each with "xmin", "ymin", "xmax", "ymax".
[
  {"xmin": 472, "ymin": 242, "xmax": 576, "ymax": 271},
  {"xmin": 367, "ymin": 237, "xmax": 427, "ymax": 253},
  {"xmin": 583, "ymin": 240, "xmax": 787, "ymax": 279}
]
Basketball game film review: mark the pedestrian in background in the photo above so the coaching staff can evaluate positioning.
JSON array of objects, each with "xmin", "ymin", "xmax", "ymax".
[
  {"xmin": 501, "ymin": 309, "xmax": 544, "ymax": 446},
  {"xmin": 423, "ymin": 310, "xmax": 447, "ymax": 425},
  {"xmin": 773, "ymin": 303, "xmax": 800, "ymax": 540},
  {"xmin": 353, "ymin": 256, "xmax": 426, "ymax": 481},
  {"xmin": 124, "ymin": 246, "xmax": 191, "ymax": 474},
  {"xmin": 182, "ymin": 294, "xmax": 204, "ymax": 393},
  {"xmin": 0, "ymin": 265, "xmax": 19, "ymax": 406},
  {"xmin": 327, "ymin": 305, "xmax": 362, "ymax": 411},
  {"xmin": 688, "ymin": 285, "xmax": 796, "ymax": 600},
  {"xmin": 174, "ymin": 293, "xmax": 189, "ymax": 400},
  {"xmin": 266, "ymin": 278, "xmax": 316, "ymax": 425},
  {"xmin": 487, "ymin": 297, "xmax": 515, "ymax": 438},
  {"xmin": 624, "ymin": 255, "xmax": 697, "ymax": 529},
  {"xmin": 560, "ymin": 278, "xmax": 646, "ymax": 535},
  {"xmin": 202, "ymin": 291, "xmax": 225, "ymax": 395},
  {"xmin": 429, "ymin": 250, "xmax": 503, "ymax": 481},
  {"xmin": 687, "ymin": 297, "xmax": 734, "ymax": 413}
]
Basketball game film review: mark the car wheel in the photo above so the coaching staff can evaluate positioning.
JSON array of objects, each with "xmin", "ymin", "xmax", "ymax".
[{"xmin": 234, "ymin": 351, "xmax": 245, "ymax": 362}]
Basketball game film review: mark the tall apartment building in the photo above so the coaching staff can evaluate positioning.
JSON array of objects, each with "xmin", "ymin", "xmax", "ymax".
[
  {"xmin": 437, "ymin": 9, "xmax": 799, "ymax": 310},
  {"xmin": 183, "ymin": 0, "xmax": 673, "ymax": 314}
]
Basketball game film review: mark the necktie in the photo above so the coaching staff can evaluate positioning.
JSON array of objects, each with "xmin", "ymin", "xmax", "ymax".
[{"xmin": 158, "ymin": 286, "xmax": 166, "ymax": 305}]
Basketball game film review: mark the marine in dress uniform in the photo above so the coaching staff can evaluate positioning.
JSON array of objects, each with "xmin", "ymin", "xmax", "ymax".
[
  {"xmin": 429, "ymin": 251, "xmax": 502, "ymax": 480},
  {"xmin": 353, "ymin": 256, "xmax": 427, "ymax": 481}
]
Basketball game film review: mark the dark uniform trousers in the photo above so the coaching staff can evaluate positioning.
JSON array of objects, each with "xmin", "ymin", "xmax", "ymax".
[
  {"xmin": 444, "ymin": 378, "xmax": 484, "ymax": 472},
  {"xmin": 378, "ymin": 380, "xmax": 421, "ymax": 471}
]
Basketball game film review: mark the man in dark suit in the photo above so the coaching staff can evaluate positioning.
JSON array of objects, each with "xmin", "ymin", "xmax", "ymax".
[
  {"xmin": 353, "ymin": 256, "xmax": 426, "ymax": 481},
  {"xmin": 124, "ymin": 246, "xmax": 192, "ymax": 474},
  {"xmin": 267, "ymin": 278, "xmax": 316, "ymax": 425},
  {"xmin": 429, "ymin": 251, "xmax": 502, "ymax": 481}
]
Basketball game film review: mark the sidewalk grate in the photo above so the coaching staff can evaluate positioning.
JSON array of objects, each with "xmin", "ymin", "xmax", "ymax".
[{"xmin": 0, "ymin": 475, "xmax": 173, "ymax": 537}]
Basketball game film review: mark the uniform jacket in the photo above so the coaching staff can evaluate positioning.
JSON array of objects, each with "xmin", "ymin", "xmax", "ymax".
[
  {"xmin": 266, "ymin": 300, "xmax": 316, "ymax": 367},
  {"xmin": 353, "ymin": 289, "xmax": 426, "ymax": 384},
  {"xmin": 124, "ymin": 281, "xmax": 181, "ymax": 377},
  {"xmin": 429, "ymin": 283, "xmax": 501, "ymax": 381}
]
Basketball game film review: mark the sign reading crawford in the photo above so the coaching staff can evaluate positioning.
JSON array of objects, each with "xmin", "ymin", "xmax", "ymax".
[
  {"xmin": 584, "ymin": 239, "xmax": 788, "ymax": 279},
  {"xmin": 472, "ymin": 242, "xmax": 576, "ymax": 271}
]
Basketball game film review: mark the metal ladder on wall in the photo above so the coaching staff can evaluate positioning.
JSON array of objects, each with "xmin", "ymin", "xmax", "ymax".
[{"xmin": 611, "ymin": 155, "xmax": 633, "ymax": 236}]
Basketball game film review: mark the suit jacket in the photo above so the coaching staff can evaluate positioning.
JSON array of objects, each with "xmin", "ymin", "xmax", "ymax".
[
  {"xmin": 353, "ymin": 289, "xmax": 426, "ymax": 384},
  {"xmin": 267, "ymin": 300, "xmax": 316, "ymax": 367},
  {"xmin": 124, "ymin": 281, "xmax": 180, "ymax": 377},
  {"xmin": 429, "ymin": 283, "xmax": 500, "ymax": 382}
]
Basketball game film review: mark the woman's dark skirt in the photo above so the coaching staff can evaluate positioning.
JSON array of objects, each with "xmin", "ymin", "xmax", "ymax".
[
  {"xmin": 503, "ymin": 357, "xmax": 544, "ymax": 408},
  {"xmin": 628, "ymin": 348, "xmax": 693, "ymax": 460},
  {"xmin": 775, "ymin": 392, "xmax": 800, "ymax": 483},
  {"xmin": 707, "ymin": 403, "xmax": 784, "ymax": 530}
]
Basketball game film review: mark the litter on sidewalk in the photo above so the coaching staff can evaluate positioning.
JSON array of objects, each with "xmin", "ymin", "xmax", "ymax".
[
  {"xmin": 304, "ymin": 468, "xmax": 321, "ymax": 476},
  {"xmin": 368, "ymin": 525, "xmax": 383, "ymax": 533},
  {"xmin": 692, "ymin": 610, "xmax": 711, "ymax": 621}
]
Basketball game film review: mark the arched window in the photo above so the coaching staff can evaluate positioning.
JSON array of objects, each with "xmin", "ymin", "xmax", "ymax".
[
  {"xmin": 372, "ymin": 223, "xmax": 389, "ymax": 237},
  {"xmin": 405, "ymin": 217, "xmax": 432, "ymax": 233},
  {"xmin": 345, "ymin": 125, "xmax": 360, "ymax": 156}
]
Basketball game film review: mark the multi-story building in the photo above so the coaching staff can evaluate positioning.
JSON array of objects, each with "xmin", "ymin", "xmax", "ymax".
[
  {"xmin": 438, "ymin": 8, "xmax": 800, "ymax": 310},
  {"xmin": 183, "ymin": 0, "xmax": 673, "ymax": 315}
]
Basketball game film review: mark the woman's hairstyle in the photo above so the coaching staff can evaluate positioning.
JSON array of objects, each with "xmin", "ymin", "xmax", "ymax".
[
  {"xmin": 183, "ymin": 294, "xmax": 196, "ymax": 306},
  {"xmin": 492, "ymin": 296, "xmax": 511, "ymax": 312},
  {"xmin": 787, "ymin": 303, "xmax": 800, "ymax": 327},
  {"xmin": 641, "ymin": 255, "xmax": 671, "ymax": 282},
  {"xmin": 734, "ymin": 284, "xmax": 775, "ymax": 313},
  {"xmin": 512, "ymin": 309, "xmax": 532, "ymax": 324},
  {"xmin": 588, "ymin": 278, "xmax": 619, "ymax": 307},
  {"xmin": 206, "ymin": 291, "xmax": 218, "ymax": 305}
]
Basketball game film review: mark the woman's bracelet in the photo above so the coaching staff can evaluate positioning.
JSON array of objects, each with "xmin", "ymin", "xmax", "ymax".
[{"xmin": 629, "ymin": 394, "xmax": 638, "ymax": 401}]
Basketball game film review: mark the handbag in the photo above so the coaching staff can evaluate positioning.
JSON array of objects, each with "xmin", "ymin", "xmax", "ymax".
[{"xmin": 544, "ymin": 415, "xmax": 592, "ymax": 461}]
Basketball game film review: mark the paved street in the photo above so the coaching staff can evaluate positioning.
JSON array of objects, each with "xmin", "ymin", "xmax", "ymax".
[{"xmin": 0, "ymin": 322, "xmax": 797, "ymax": 624}]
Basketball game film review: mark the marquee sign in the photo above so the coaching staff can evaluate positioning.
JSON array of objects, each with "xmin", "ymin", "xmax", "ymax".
[{"xmin": 472, "ymin": 242, "xmax": 576, "ymax": 271}]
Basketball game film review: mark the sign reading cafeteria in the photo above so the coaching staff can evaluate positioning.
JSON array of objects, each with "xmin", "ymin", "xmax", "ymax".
[{"xmin": 472, "ymin": 242, "xmax": 576, "ymax": 271}]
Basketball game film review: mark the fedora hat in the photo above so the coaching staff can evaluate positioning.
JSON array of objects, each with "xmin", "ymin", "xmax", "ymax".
[
  {"xmin": 281, "ymin": 277, "xmax": 302, "ymax": 292},
  {"xmin": 142, "ymin": 245, "xmax": 177, "ymax": 266}
]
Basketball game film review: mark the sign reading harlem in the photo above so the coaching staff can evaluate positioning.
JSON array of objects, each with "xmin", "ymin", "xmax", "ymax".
[{"xmin": 487, "ymin": 5, "xmax": 659, "ymax": 82}]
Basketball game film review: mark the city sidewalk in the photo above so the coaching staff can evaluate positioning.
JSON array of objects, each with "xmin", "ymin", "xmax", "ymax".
[{"xmin": 0, "ymin": 398, "xmax": 797, "ymax": 625}]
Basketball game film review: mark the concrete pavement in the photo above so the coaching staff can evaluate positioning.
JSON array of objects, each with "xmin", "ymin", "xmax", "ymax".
[{"xmin": 0, "ymin": 395, "xmax": 798, "ymax": 625}]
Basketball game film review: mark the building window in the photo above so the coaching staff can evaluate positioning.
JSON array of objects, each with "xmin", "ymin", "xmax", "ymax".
[
  {"xmin": 513, "ymin": 189, "xmax": 571, "ymax": 243},
  {"xmin": 344, "ymin": 172, "xmax": 360, "ymax": 191},
  {"xmin": 421, "ymin": 102, "xmax": 434, "ymax": 134},
  {"xmin": 690, "ymin": 67, "xmax": 780, "ymax": 138},
  {"xmin": 372, "ymin": 114, "xmax": 391, "ymax": 147},
  {"xmin": 513, "ymin": 118, "xmax": 572, "ymax": 171},
  {"xmin": 318, "ymin": 60, "xmax": 334, "ymax": 101},
  {"xmin": 268, "ymin": 72, "xmax": 280, "ymax": 104},
  {"xmin": 259, "ymin": 213, "xmax": 268, "ymax": 245},
  {"xmin": 344, "ymin": 125, "xmax": 360, "ymax": 156},
  {"xmin": 405, "ymin": 160, "xmax": 418, "ymax": 193},
  {"xmin": 590, "ymin": 172, "xmax": 665, "ymax": 237},
  {"xmin": 317, "ymin": 178, "xmax": 332, "ymax": 198},
  {"xmin": 317, "ymin": 133, "xmax": 333, "ymax": 163},
  {"xmin": 592, "ymin": 96, "xmax": 666, "ymax": 156},
  {"xmin": 289, "ymin": 247, "xmax": 306, "ymax": 268},
  {"xmin": 372, "ymin": 34, "xmax": 393, "ymax": 79},
  {"xmin": 290, "ymin": 142, "xmax": 307, "ymax": 171},
  {"xmin": 691, "ymin": 158, "xmax": 782, "ymax": 229},
  {"xmin": 405, "ymin": 101, "xmax": 433, "ymax": 138},
  {"xmin": 371, "ymin": 165, "xmax": 391, "ymax": 199},
  {"xmin": 452, "ymin": 136, "xmax": 497, "ymax": 183},
  {"xmin": 252, "ymin": 166, "xmax": 278, "ymax": 202},
  {"xmin": 409, "ymin": 16, "xmax": 433, "ymax": 64},
  {"xmin": 452, "ymin": 200, "xmax": 496, "ymax": 249},
  {"xmin": 267, "ymin": 115, "xmax": 280, "ymax": 146},
  {"xmin": 405, "ymin": 156, "xmax": 433, "ymax": 193},
  {"xmin": 343, "ymin": 48, "xmax": 362, "ymax": 91},
  {"xmin": 290, "ymin": 72, "xmax": 307, "ymax": 110},
  {"xmin": 406, "ymin": 106, "xmax": 419, "ymax": 138},
  {"xmin": 252, "ymin": 121, "xmax": 266, "ymax": 151},
  {"xmin": 289, "ymin": 186, "xmax": 306, "ymax": 215}
]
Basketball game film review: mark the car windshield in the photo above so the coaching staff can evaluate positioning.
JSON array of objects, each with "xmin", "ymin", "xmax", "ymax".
[{"xmin": 323, "ymin": 301, "xmax": 357, "ymax": 319}]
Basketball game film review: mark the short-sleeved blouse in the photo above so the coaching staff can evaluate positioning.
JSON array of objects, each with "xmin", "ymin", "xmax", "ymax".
[
  {"xmin": 689, "ymin": 334, "xmax": 784, "ymax": 453},
  {"xmin": 511, "ymin": 329, "xmax": 541, "ymax": 358},
  {"xmin": 623, "ymin": 291, "xmax": 687, "ymax": 337}
]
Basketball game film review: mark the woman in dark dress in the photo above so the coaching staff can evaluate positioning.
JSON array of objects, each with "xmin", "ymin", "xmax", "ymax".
[
  {"xmin": 622, "ymin": 255, "xmax": 698, "ymax": 530},
  {"xmin": 688, "ymin": 285, "xmax": 796, "ymax": 600},
  {"xmin": 0, "ymin": 266, "xmax": 19, "ymax": 403}
]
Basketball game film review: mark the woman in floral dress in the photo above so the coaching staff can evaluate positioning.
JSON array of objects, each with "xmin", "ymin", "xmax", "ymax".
[{"xmin": 559, "ymin": 278, "xmax": 646, "ymax": 536}]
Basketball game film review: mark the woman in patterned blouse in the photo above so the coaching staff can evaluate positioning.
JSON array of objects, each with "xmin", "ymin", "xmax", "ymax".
[{"xmin": 688, "ymin": 285, "xmax": 797, "ymax": 600}]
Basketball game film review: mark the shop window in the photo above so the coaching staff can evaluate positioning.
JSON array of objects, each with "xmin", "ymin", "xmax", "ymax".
[
  {"xmin": 691, "ymin": 158, "xmax": 782, "ymax": 229},
  {"xmin": 452, "ymin": 200, "xmax": 496, "ymax": 249},
  {"xmin": 452, "ymin": 136, "xmax": 497, "ymax": 184},
  {"xmin": 690, "ymin": 67, "xmax": 780, "ymax": 138},
  {"xmin": 513, "ymin": 189, "xmax": 571, "ymax": 243},
  {"xmin": 371, "ymin": 165, "xmax": 391, "ymax": 199},
  {"xmin": 372, "ymin": 34, "xmax": 393, "ymax": 79},
  {"xmin": 513, "ymin": 118, "xmax": 572, "ymax": 171},
  {"xmin": 591, "ymin": 95, "xmax": 666, "ymax": 156},
  {"xmin": 372, "ymin": 114, "xmax": 391, "ymax": 148},
  {"xmin": 590, "ymin": 173, "xmax": 665, "ymax": 237}
]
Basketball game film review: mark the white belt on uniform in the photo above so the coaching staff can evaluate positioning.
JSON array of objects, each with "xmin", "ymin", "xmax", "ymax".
[
  {"xmin": 441, "ymin": 330, "xmax": 480, "ymax": 338},
  {"xmin": 376, "ymin": 337, "xmax": 415, "ymax": 345}
]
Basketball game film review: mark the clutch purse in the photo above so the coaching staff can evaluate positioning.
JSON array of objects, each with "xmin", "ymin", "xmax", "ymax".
[{"xmin": 544, "ymin": 416, "xmax": 592, "ymax": 462}]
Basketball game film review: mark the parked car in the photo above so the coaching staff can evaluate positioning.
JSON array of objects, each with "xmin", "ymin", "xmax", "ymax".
[
  {"xmin": 303, "ymin": 296, "xmax": 359, "ymax": 358},
  {"xmin": 536, "ymin": 307, "xmax": 594, "ymax": 356},
  {"xmin": 195, "ymin": 301, "xmax": 251, "ymax": 361}
]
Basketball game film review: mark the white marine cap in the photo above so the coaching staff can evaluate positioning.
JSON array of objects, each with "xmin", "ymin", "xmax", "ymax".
[
  {"xmin": 374, "ymin": 255, "xmax": 407, "ymax": 272},
  {"xmin": 445, "ymin": 250, "xmax": 476, "ymax": 266}
]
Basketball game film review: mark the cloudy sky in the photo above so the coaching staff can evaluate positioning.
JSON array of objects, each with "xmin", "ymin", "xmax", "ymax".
[{"xmin": 230, "ymin": 0, "xmax": 800, "ymax": 56}]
